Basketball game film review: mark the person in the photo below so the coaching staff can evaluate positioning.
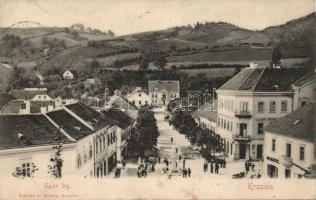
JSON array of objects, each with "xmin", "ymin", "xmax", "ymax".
[
  {"xmin": 166, "ymin": 159, "xmax": 169, "ymax": 167},
  {"xmin": 215, "ymin": 162, "xmax": 219, "ymax": 174},
  {"xmin": 122, "ymin": 160, "xmax": 126, "ymax": 169},
  {"xmin": 210, "ymin": 162, "xmax": 214, "ymax": 174},
  {"xmin": 184, "ymin": 169, "xmax": 187, "ymax": 178},
  {"xmin": 187, "ymin": 168, "xmax": 191, "ymax": 177},
  {"xmin": 245, "ymin": 161, "xmax": 250, "ymax": 174},
  {"xmin": 223, "ymin": 159, "xmax": 226, "ymax": 168},
  {"xmin": 203, "ymin": 162, "xmax": 207, "ymax": 172},
  {"xmin": 183, "ymin": 158, "xmax": 186, "ymax": 169}
]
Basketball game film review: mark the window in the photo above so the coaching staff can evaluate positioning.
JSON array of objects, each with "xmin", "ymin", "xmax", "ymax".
[
  {"xmin": 217, "ymin": 118, "xmax": 220, "ymax": 126},
  {"xmin": 258, "ymin": 123, "xmax": 264, "ymax": 134},
  {"xmin": 139, "ymin": 100, "xmax": 141, "ymax": 105},
  {"xmin": 301, "ymin": 101, "xmax": 307, "ymax": 107},
  {"xmin": 44, "ymin": 96, "xmax": 46, "ymax": 99},
  {"xmin": 227, "ymin": 121, "xmax": 230, "ymax": 130},
  {"xmin": 77, "ymin": 153, "xmax": 81, "ymax": 168},
  {"xmin": 107, "ymin": 135, "xmax": 110, "ymax": 145},
  {"xmin": 220, "ymin": 119, "xmax": 223, "ymax": 128},
  {"xmin": 258, "ymin": 102, "xmax": 264, "ymax": 113},
  {"xmin": 132, "ymin": 101, "xmax": 135, "ymax": 104},
  {"xmin": 145, "ymin": 101, "xmax": 148, "ymax": 104},
  {"xmin": 285, "ymin": 169, "xmax": 291, "ymax": 179},
  {"xmin": 96, "ymin": 141, "xmax": 99, "ymax": 154},
  {"xmin": 270, "ymin": 101, "xmax": 276, "ymax": 113},
  {"xmin": 272, "ymin": 139, "xmax": 276, "ymax": 151},
  {"xmin": 139, "ymin": 93, "xmax": 141, "ymax": 97},
  {"xmin": 21, "ymin": 162, "xmax": 31, "ymax": 177},
  {"xmin": 21, "ymin": 103, "xmax": 26, "ymax": 110},
  {"xmin": 83, "ymin": 150, "xmax": 87, "ymax": 163},
  {"xmin": 152, "ymin": 94, "xmax": 154, "ymax": 98},
  {"xmin": 230, "ymin": 122, "xmax": 233, "ymax": 131},
  {"xmin": 89, "ymin": 145, "xmax": 93, "ymax": 159},
  {"xmin": 281, "ymin": 101, "xmax": 287, "ymax": 112},
  {"xmin": 286, "ymin": 143, "xmax": 291, "ymax": 157},
  {"xmin": 224, "ymin": 120, "xmax": 226, "ymax": 129},
  {"xmin": 300, "ymin": 146, "xmax": 305, "ymax": 161}
]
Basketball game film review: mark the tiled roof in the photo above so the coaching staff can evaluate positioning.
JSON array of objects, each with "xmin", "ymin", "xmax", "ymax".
[
  {"xmin": 0, "ymin": 115, "xmax": 73, "ymax": 149},
  {"xmin": 219, "ymin": 67, "xmax": 307, "ymax": 92},
  {"xmin": 102, "ymin": 109, "xmax": 134, "ymax": 129},
  {"xmin": 108, "ymin": 95, "xmax": 138, "ymax": 120},
  {"xmin": 292, "ymin": 72, "xmax": 316, "ymax": 88},
  {"xmin": 148, "ymin": 80, "xmax": 180, "ymax": 93},
  {"xmin": 11, "ymin": 89, "xmax": 47, "ymax": 100},
  {"xmin": 65, "ymin": 102, "xmax": 117, "ymax": 130},
  {"xmin": 192, "ymin": 101, "xmax": 217, "ymax": 122},
  {"xmin": 264, "ymin": 103, "xmax": 316, "ymax": 142},
  {"xmin": 1, "ymin": 100, "xmax": 24, "ymax": 114},
  {"xmin": 47, "ymin": 109, "xmax": 93, "ymax": 140}
]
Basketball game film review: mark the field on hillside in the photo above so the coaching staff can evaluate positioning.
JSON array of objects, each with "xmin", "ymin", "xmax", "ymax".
[
  {"xmin": 127, "ymin": 38, "xmax": 207, "ymax": 52},
  {"xmin": 180, "ymin": 68, "xmax": 236, "ymax": 78},
  {"xmin": 167, "ymin": 48, "xmax": 274, "ymax": 62},
  {"xmin": 89, "ymin": 52, "xmax": 142, "ymax": 67}
]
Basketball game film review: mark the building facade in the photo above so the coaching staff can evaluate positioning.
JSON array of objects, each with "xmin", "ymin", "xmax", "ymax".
[
  {"xmin": 148, "ymin": 80, "xmax": 180, "ymax": 107},
  {"xmin": 263, "ymin": 103, "xmax": 316, "ymax": 179},
  {"xmin": 0, "ymin": 102, "xmax": 118, "ymax": 179},
  {"xmin": 216, "ymin": 66, "xmax": 308, "ymax": 160},
  {"xmin": 127, "ymin": 87, "xmax": 151, "ymax": 108}
]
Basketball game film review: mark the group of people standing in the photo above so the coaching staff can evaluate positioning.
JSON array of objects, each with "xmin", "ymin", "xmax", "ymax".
[
  {"xmin": 204, "ymin": 159, "xmax": 227, "ymax": 175},
  {"xmin": 182, "ymin": 168, "xmax": 191, "ymax": 178}
]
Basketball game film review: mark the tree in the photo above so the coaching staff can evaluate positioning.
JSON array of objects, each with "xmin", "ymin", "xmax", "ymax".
[
  {"xmin": 48, "ymin": 129, "xmax": 64, "ymax": 178},
  {"xmin": 131, "ymin": 106, "xmax": 159, "ymax": 158},
  {"xmin": 139, "ymin": 58, "xmax": 149, "ymax": 70},
  {"xmin": 272, "ymin": 45, "xmax": 282, "ymax": 65},
  {"xmin": 153, "ymin": 57, "xmax": 167, "ymax": 71},
  {"xmin": 108, "ymin": 30, "xmax": 115, "ymax": 37}
]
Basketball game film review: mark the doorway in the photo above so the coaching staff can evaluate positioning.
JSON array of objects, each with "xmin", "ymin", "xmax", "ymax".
[
  {"xmin": 267, "ymin": 164, "xmax": 278, "ymax": 178},
  {"xmin": 257, "ymin": 145, "xmax": 263, "ymax": 159},
  {"xmin": 239, "ymin": 144, "xmax": 246, "ymax": 159}
]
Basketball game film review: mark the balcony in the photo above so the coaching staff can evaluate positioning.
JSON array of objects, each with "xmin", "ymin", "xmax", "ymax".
[
  {"xmin": 280, "ymin": 155, "xmax": 293, "ymax": 168},
  {"xmin": 234, "ymin": 111, "xmax": 252, "ymax": 118},
  {"xmin": 233, "ymin": 134, "xmax": 251, "ymax": 142}
]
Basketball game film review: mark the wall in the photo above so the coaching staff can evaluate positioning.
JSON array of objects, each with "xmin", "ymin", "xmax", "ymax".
[
  {"xmin": 293, "ymin": 80, "xmax": 316, "ymax": 110},
  {"xmin": 264, "ymin": 131, "xmax": 314, "ymax": 178},
  {"xmin": 0, "ymin": 144, "xmax": 79, "ymax": 179}
]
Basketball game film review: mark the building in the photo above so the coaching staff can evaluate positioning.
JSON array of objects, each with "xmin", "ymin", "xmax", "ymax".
[
  {"xmin": 63, "ymin": 69, "xmax": 74, "ymax": 80},
  {"xmin": 0, "ymin": 102, "xmax": 118, "ymax": 179},
  {"xmin": 102, "ymin": 109, "xmax": 134, "ymax": 162},
  {"xmin": 292, "ymin": 72, "xmax": 316, "ymax": 110},
  {"xmin": 192, "ymin": 100, "xmax": 217, "ymax": 133},
  {"xmin": 127, "ymin": 87, "xmax": 151, "ymax": 108},
  {"xmin": 148, "ymin": 80, "xmax": 180, "ymax": 107},
  {"xmin": 263, "ymin": 103, "xmax": 316, "ymax": 179},
  {"xmin": 106, "ymin": 91, "xmax": 139, "ymax": 120},
  {"xmin": 1, "ymin": 88, "xmax": 55, "ymax": 115},
  {"xmin": 216, "ymin": 66, "xmax": 307, "ymax": 160}
]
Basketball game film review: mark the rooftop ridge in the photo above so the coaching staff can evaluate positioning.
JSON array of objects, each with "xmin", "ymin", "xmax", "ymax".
[
  {"xmin": 236, "ymin": 68, "xmax": 256, "ymax": 90},
  {"xmin": 251, "ymin": 68, "xmax": 266, "ymax": 91}
]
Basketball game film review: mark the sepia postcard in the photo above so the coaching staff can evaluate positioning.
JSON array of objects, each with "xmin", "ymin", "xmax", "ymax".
[{"xmin": 0, "ymin": 0, "xmax": 315, "ymax": 199}]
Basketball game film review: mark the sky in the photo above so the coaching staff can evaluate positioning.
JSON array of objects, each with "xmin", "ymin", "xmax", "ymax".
[{"xmin": 0, "ymin": 0, "xmax": 315, "ymax": 35}]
